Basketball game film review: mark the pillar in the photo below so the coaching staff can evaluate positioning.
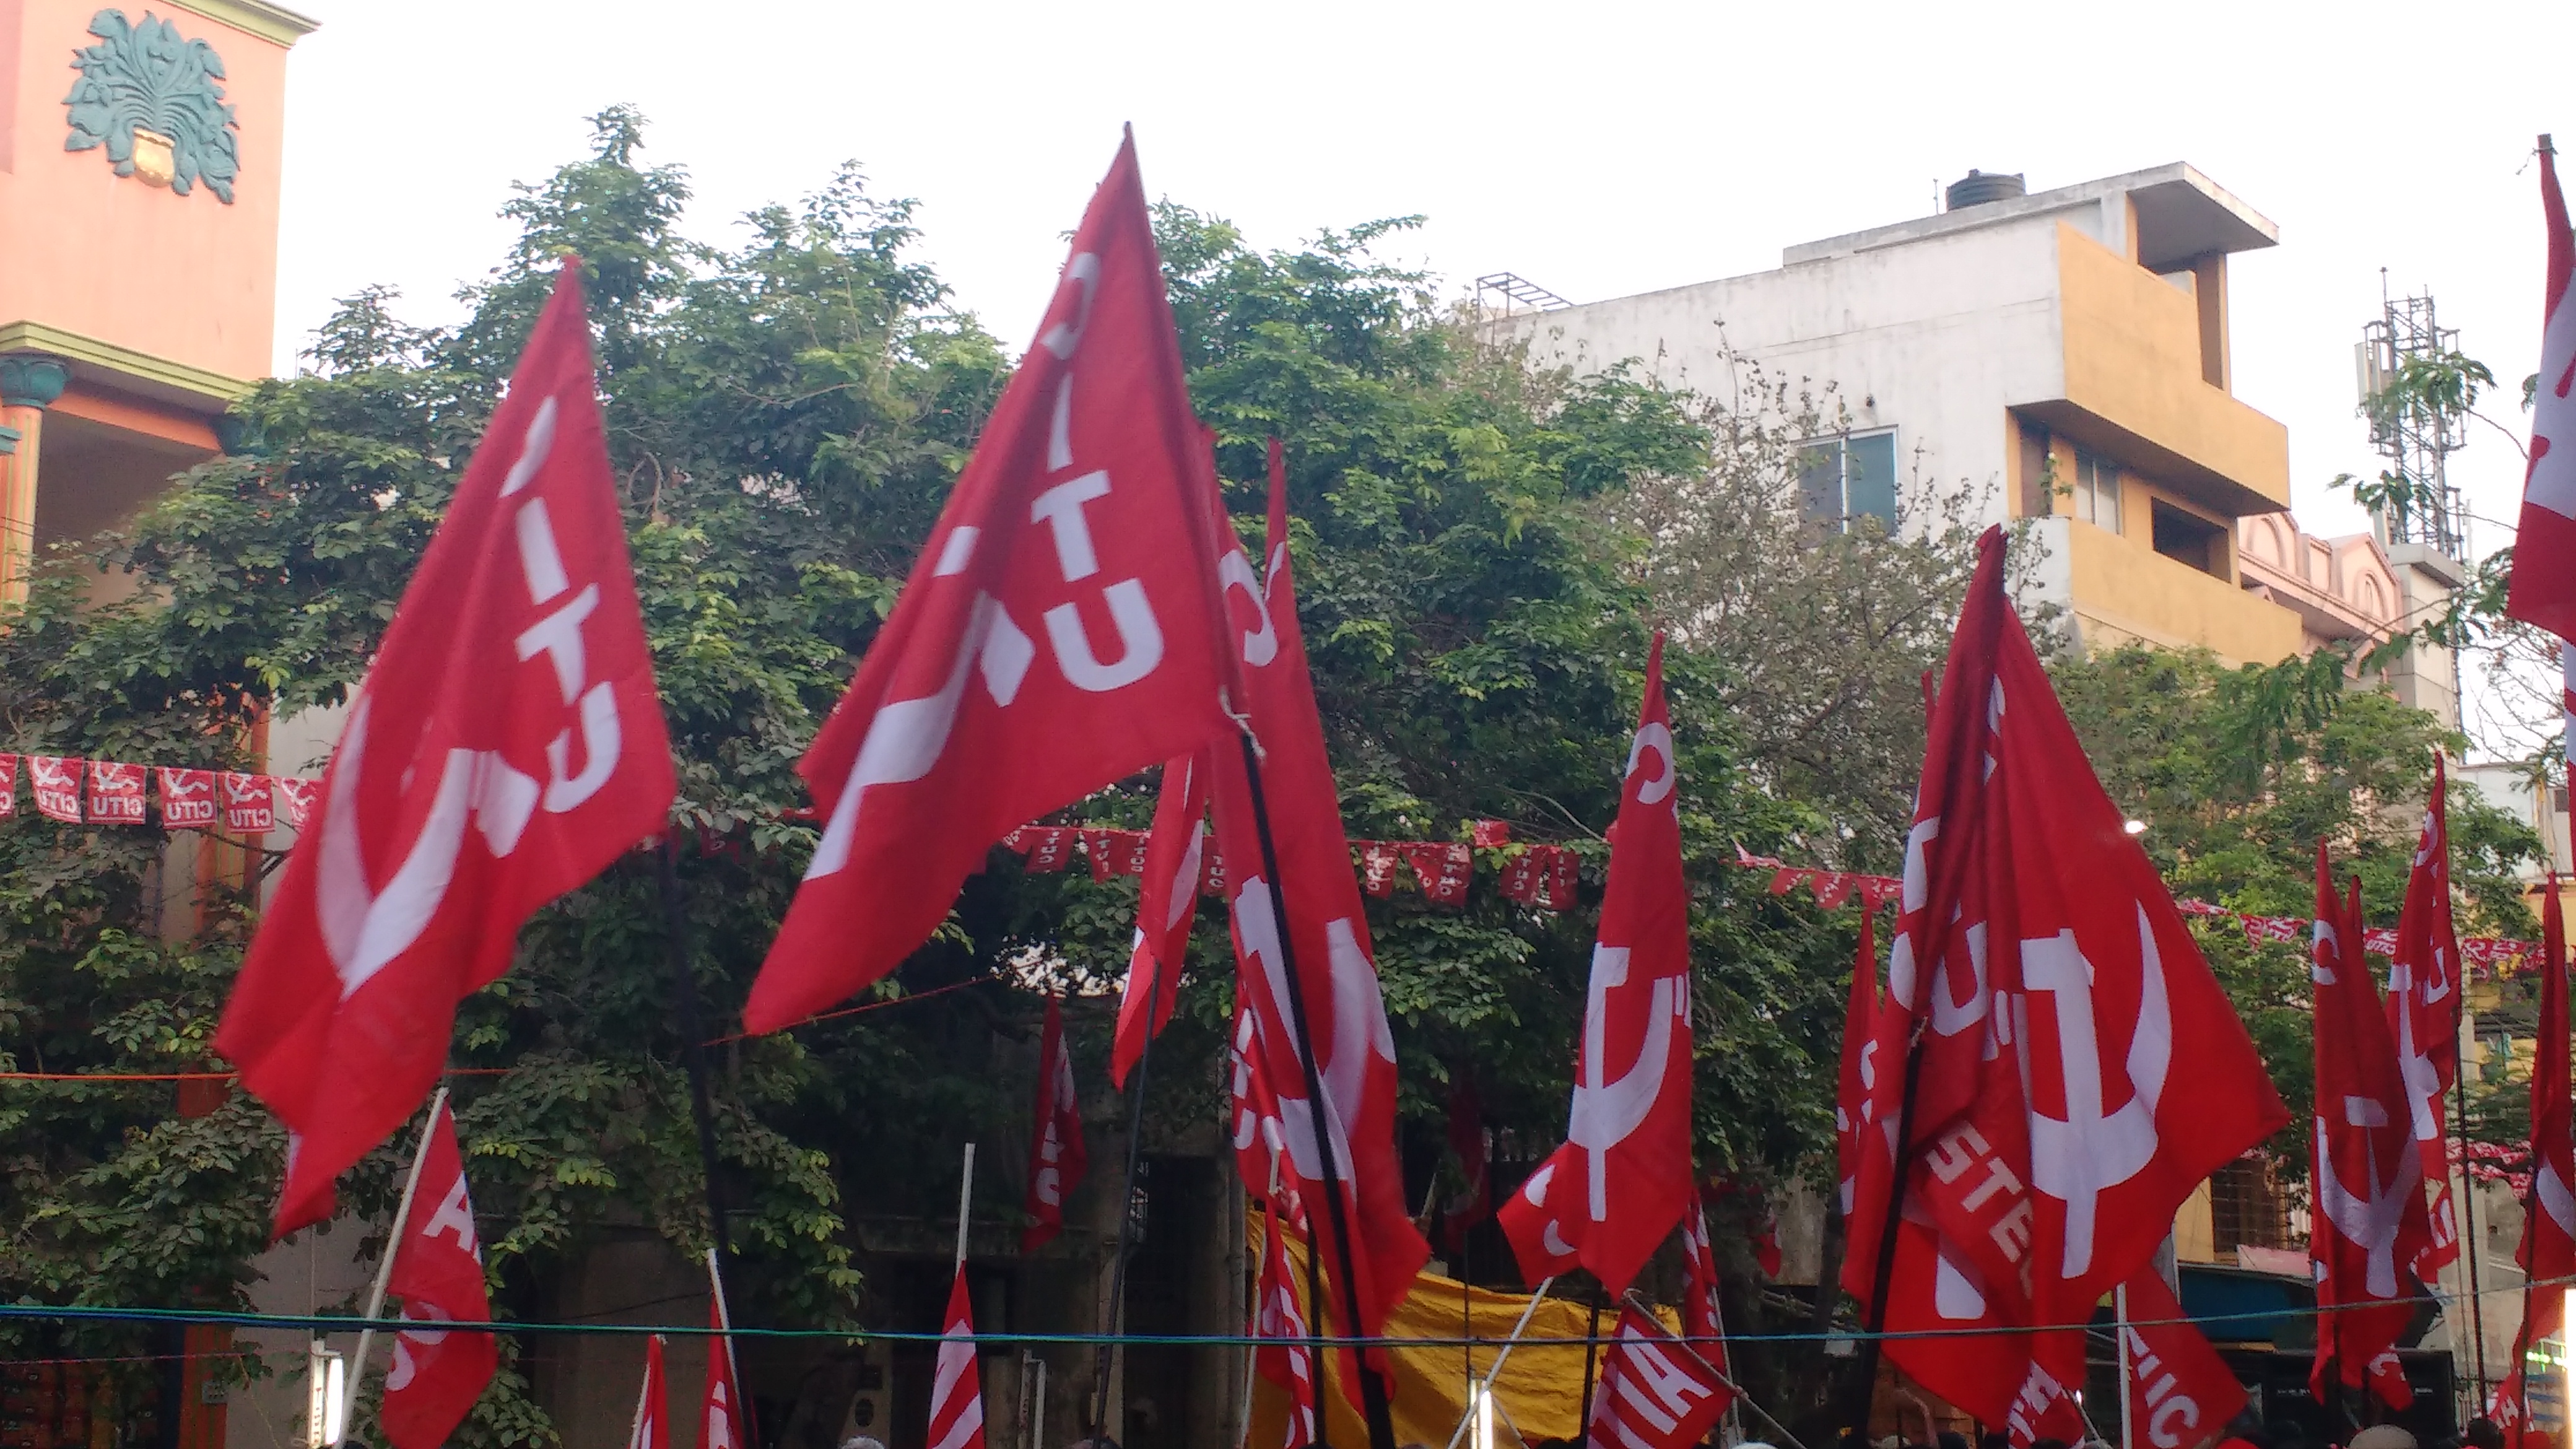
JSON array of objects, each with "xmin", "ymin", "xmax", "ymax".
[{"xmin": 0, "ymin": 354, "xmax": 72, "ymax": 606}]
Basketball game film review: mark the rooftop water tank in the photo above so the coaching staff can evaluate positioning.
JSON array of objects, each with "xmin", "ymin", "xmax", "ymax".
[{"xmin": 1945, "ymin": 170, "xmax": 2027, "ymax": 211}]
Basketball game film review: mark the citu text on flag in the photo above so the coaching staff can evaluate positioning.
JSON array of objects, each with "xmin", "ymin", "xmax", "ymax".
[
  {"xmin": 743, "ymin": 131, "xmax": 1235, "ymax": 1035},
  {"xmin": 215, "ymin": 260, "xmax": 676, "ymax": 1235}
]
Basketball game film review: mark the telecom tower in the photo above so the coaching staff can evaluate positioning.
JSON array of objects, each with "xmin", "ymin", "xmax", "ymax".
[{"xmin": 2354, "ymin": 276, "xmax": 2468, "ymax": 728}]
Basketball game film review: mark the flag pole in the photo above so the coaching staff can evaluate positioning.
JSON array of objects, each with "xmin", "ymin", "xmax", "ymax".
[
  {"xmin": 2455, "ymin": 954, "xmax": 2491, "ymax": 1406},
  {"xmin": 1851, "ymin": 1027, "xmax": 1931, "ymax": 1440},
  {"xmin": 659, "ymin": 840, "xmax": 734, "ymax": 1273},
  {"xmin": 955, "ymin": 1141, "xmax": 977, "ymax": 1271},
  {"xmin": 1094, "ymin": 974, "xmax": 1162, "ymax": 1435},
  {"xmin": 1577, "ymin": 1295, "xmax": 1604, "ymax": 1431},
  {"xmin": 1438, "ymin": 1277, "xmax": 1555, "ymax": 1449},
  {"xmin": 1237, "ymin": 728, "xmax": 1401, "ymax": 1449},
  {"xmin": 336, "ymin": 1084, "xmax": 450, "ymax": 1448},
  {"xmin": 2114, "ymin": 1282, "xmax": 2133, "ymax": 1449}
]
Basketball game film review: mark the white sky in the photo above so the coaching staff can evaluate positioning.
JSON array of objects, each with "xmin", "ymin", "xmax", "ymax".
[{"xmin": 275, "ymin": 0, "xmax": 2566, "ymax": 565}]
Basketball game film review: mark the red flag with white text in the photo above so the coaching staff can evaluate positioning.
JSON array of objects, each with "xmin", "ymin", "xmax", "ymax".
[
  {"xmin": 1021, "ymin": 993, "xmax": 1089, "ymax": 1250},
  {"xmin": 216, "ymin": 263, "xmax": 675, "ymax": 1235},
  {"xmin": 744, "ymin": 134, "xmax": 1234, "ymax": 1034},
  {"xmin": 2497, "ymin": 873, "xmax": 2575, "ymax": 1447},
  {"xmin": 928, "ymin": 1267, "xmax": 987, "ymax": 1449},
  {"xmin": 1583, "ymin": 1305, "xmax": 1734, "ymax": 1449},
  {"xmin": 2310, "ymin": 851, "xmax": 2430, "ymax": 1410},
  {"xmin": 29, "ymin": 755, "xmax": 80, "ymax": 823},
  {"xmin": 1500, "ymin": 635, "xmax": 1694, "ymax": 1297},
  {"xmin": 221, "ymin": 772, "xmax": 273, "ymax": 832},
  {"xmin": 380, "ymin": 1104, "xmax": 497, "ymax": 1449},
  {"xmin": 85, "ymin": 759, "xmax": 144, "ymax": 824},
  {"xmin": 1218, "ymin": 440, "xmax": 1427, "ymax": 1396},
  {"xmin": 2385, "ymin": 754, "xmax": 2463, "ymax": 1275},
  {"xmin": 1842, "ymin": 528, "xmax": 2287, "ymax": 1424},
  {"xmin": 1115, "ymin": 749, "xmax": 1209, "ymax": 1085},
  {"xmin": 156, "ymin": 767, "xmax": 217, "ymax": 829},
  {"xmin": 2118, "ymin": 1269, "xmax": 2247, "ymax": 1449}
]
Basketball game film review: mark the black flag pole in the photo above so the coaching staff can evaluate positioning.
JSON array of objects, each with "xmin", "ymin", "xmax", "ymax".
[
  {"xmin": 659, "ymin": 839, "xmax": 734, "ymax": 1272},
  {"xmin": 1093, "ymin": 968, "xmax": 1162, "ymax": 1435},
  {"xmin": 1850, "ymin": 1024, "xmax": 1931, "ymax": 1441},
  {"xmin": 1238, "ymin": 728, "xmax": 1399, "ymax": 1449}
]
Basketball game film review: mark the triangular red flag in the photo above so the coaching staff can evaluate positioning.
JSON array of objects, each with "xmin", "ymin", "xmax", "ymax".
[
  {"xmin": 1499, "ymin": 633, "xmax": 1694, "ymax": 1297},
  {"xmin": 700, "ymin": 1296, "xmax": 747, "ymax": 1449},
  {"xmin": 217, "ymin": 262, "xmax": 676, "ymax": 1234},
  {"xmin": 1834, "ymin": 903, "xmax": 1881, "ymax": 1222},
  {"xmin": 1253, "ymin": 1203, "xmax": 1320, "ymax": 1449},
  {"xmin": 2507, "ymin": 139, "xmax": 2576, "ymax": 649},
  {"xmin": 928, "ymin": 1266, "xmax": 987, "ymax": 1449},
  {"xmin": 1115, "ymin": 749, "xmax": 1209, "ymax": 1086},
  {"xmin": 744, "ymin": 133, "xmax": 1235, "ymax": 1034},
  {"xmin": 627, "ymin": 1336, "xmax": 668, "ymax": 1449}
]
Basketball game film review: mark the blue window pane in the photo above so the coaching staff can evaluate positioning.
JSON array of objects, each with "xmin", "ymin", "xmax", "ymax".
[
  {"xmin": 1798, "ymin": 443, "xmax": 1841, "ymax": 522},
  {"xmin": 1847, "ymin": 433, "xmax": 1897, "ymax": 527}
]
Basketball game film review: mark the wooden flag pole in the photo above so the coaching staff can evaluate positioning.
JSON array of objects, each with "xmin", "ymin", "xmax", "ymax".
[
  {"xmin": 1237, "ymin": 728, "xmax": 1399, "ymax": 1449},
  {"xmin": 336, "ymin": 1084, "xmax": 449, "ymax": 1448}
]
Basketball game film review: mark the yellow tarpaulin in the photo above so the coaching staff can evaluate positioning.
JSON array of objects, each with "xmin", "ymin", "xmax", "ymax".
[{"xmin": 1247, "ymin": 1215, "xmax": 1679, "ymax": 1449}]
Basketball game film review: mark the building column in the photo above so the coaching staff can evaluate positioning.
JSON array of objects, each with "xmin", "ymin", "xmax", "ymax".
[{"xmin": 0, "ymin": 354, "xmax": 71, "ymax": 607}]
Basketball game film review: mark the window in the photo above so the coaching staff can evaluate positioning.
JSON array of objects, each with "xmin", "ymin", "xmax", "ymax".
[
  {"xmin": 2071, "ymin": 448, "xmax": 2121, "ymax": 530},
  {"xmin": 1796, "ymin": 430, "xmax": 1898, "ymax": 529},
  {"xmin": 2150, "ymin": 499, "xmax": 2227, "ymax": 578}
]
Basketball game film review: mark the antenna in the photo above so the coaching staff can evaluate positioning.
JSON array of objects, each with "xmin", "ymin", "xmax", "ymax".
[{"xmin": 2354, "ymin": 278, "xmax": 2469, "ymax": 563}]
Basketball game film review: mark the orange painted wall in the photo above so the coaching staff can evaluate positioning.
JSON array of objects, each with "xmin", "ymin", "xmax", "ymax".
[{"xmin": 0, "ymin": 0, "xmax": 292, "ymax": 383}]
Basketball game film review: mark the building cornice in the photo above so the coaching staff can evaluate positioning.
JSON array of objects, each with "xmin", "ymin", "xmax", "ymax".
[
  {"xmin": 160, "ymin": 0, "xmax": 321, "ymax": 46},
  {"xmin": 0, "ymin": 322, "xmax": 256, "ymax": 411}
]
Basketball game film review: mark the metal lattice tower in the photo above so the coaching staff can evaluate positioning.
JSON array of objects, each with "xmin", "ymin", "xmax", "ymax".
[
  {"xmin": 2354, "ymin": 277, "xmax": 2468, "ymax": 562},
  {"xmin": 1474, "ymin": 272, "xmax": 1572, "ymax": 315}
]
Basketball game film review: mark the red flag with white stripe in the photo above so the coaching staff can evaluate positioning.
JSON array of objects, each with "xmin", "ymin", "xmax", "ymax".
[
  {"xmin": 928, "ymin": 1267, "xmax": 987, "ymax": 1449},
  {"xmin": 2507, "ymin": 140, "xmax": 2576, "ymax": 654},
  {"xmin": 743, "ymin": 133, "xmax": 1235, "ymax": 1035},
  {"xmin": 1115, "ymin": 749, "xmax": 1209, "ymax": 1086},
  {"xmin": 1499, "ymin": 635, "xmax": 1694, "ymax": 1298},
  {"xmin": 1254, "ymin": 1203, "xmax": 1319, "ymax": 1449},
  {"xmin": 627, "ymin": 1336, "xmax": 668, "ymax": 1449},
  {"xmin": 1834, "ymin": 905, "xmax": 1880, "ymax": 1222},
  {"xmin": 1020, "ymin": 993, "xmax": 1089, "ymax": 1250},
  {"xmin": 1583, "ymin": 1305, "xmax": 1734, "ymax": 1449},
  {"xmin": 700, "ymin": 1296, "xmax": 747, "ymax": 1449}
]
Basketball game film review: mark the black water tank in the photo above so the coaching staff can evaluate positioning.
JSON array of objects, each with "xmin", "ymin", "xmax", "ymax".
[{"xmin": 1946, "ymin": 170, "xmax": 2027, "ymax": 210}]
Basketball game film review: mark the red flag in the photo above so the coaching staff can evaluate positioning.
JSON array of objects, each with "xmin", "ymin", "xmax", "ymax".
[
  {"xmin": 221, "ymin": 771, "xmax": 274, "ymax": 832},
  {"xmin": 2499, "ymin": 873, "xmax": 2575, "ymax": 1447},
  {"xmin": 1255, "ymin": 1203, "xmax": 1320, "ymax": 1449},
  {"xmin": 155, "ymin": 767, "xmax": 217, "ymax": 829},
  {"xmin": 2386, "ymin": 754, "xmax": 2463, "ymax": 1275},
  {"xmin": 215, "ymin": 262, "xmax": 676, "ymax": 1235},
  {"xmin": 2117, "ymin": 1269, "xmax": 2247, "ymax": 1449},
  {"xmin": 1218, "ymin": 440, "xmax": 1427, "ymax": 1387},
  {"xmin": 744, "ymin": 134, "xmax": 1234, "ymax": 1035},
  {"xmin": 85, "ymin": 760, "xmax": 144, "ymax": 824},
  {"xmin": 1583, "ymin": 1305, "xmax": 1734, "ymax": 1449},
  {"xmin": 380, "ymin": 1104, "xmax": 496, "ymax": 1449},
  {"xmin": 1835, "ymin": 905, "xmax": 1881, "ymax": 1222},
  {"xmin": 1115, "ymin": 751, "xmax": 1209, "ymax": 1086},
  {"xmin": 29, "ymin": 755, "xmax": 81, "ymax": 823},
  {"xmin": 627, "ymin": 1336, "xmax": 668, "ymax": 1449},
  {"xmin": 1842, "ymin": 528, "xmax": 2288, "ymax": 1423},
  {"xmin": 928, "ymin": 1266, "xmax": 987, "ymax": 1449},
  {"xmin": 0, "ymin": 754, "xmax": 14, "ymax": 817},
  {"xmin": 2507, "ymin": 141, "xmax": 2576, "ymax": 643},
  {"xmin": 700, "ymin": 1298, "xmax": 747, "ymax": 1449},
  {"xmin": 269, "ymin": 775, "xmax": 318, "ymax": 828},
  {"xmin": 1500, "ymin": 635, "xmax": 1694, "ymax": 1297},
  {"xmin": 1438, "ymin": 1076, "xmax": 1490, "ymax": 1250},
  {"xmin": 1678, "ymin": 1201, "xmax": 1723, "ymax": 1349},
  {"xmin": 2310, "ymin": 847, "xmax": 2430, "ymax": 1410},
  {"xmin": 1021, "ymin": 994, "xmax": 1089, "ymax": 1250}
]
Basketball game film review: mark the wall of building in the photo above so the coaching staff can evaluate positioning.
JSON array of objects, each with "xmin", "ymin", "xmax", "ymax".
[{"xmin": 0, "ymin": 0, "xmax": 297, "ymax": 385}]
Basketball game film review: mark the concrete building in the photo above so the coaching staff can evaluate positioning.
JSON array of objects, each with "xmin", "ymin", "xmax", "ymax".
[{"xmin": 1508, "ymin": 162, "xmax": 2415, "ymax": 675}]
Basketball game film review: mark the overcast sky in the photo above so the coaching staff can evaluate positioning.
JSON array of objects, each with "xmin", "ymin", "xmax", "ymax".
[{"xmin": 274, "ymin": 0, "xmax": 2564, "ymax": 555}]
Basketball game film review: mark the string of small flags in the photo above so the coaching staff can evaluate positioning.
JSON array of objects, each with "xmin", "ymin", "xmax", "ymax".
[
  {"xmin": 1730, "ymin": 846, "xmax": 2546, "ymax": 977},
  {"xmin": 0, "ymin": 754, "xmax": 316, "ymax": 832},
  {"xmin": 997, "ymin": 819, "xmax": 1583, "ymax": 910}
]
